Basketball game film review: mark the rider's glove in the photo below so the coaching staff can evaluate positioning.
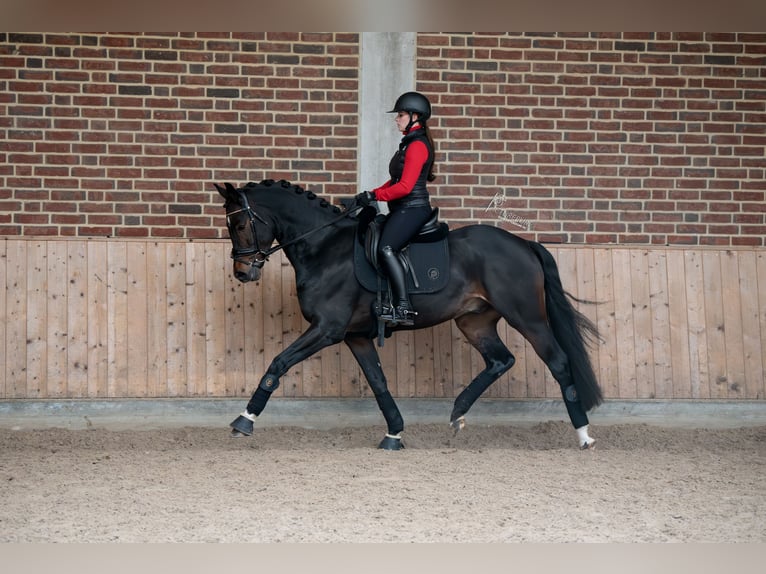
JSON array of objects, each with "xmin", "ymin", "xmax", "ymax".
[{"xmin": 354, "ymin": 190, "xmax": 375, "ymax": 207}]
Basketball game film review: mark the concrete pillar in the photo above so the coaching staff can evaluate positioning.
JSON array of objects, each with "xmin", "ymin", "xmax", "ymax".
[{"xmin": 358, "ymin": 32, "xmax": 417, "ymax": 198}]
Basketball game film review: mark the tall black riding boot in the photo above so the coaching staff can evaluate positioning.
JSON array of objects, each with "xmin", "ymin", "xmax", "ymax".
[{"xmin": 378, "ymin": 245, "xmax": 416, "ymax": 326}]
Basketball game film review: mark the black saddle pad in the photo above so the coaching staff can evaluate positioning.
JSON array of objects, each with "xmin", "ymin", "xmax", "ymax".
[{"xmin": 353, "ymin": 217, "xmax": 450, "ymax": 295}]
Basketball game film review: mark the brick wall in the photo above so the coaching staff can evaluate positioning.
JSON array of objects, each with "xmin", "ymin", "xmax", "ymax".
[
  {"xmin": 1, "ymin": 32, "xmax": 765, "ymax": 245},
  {"xmin": 0, "ymin": 32, "xmax": 360, "ymax": 239},
  {"xmin": 420, "ymin": 32, "xmax": 766, "ymax": 246}
]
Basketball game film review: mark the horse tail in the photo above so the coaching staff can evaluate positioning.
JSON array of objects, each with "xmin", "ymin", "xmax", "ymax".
[{"xmin": 527, "ymin": 241, "xmax": 604, "ymax": 411}]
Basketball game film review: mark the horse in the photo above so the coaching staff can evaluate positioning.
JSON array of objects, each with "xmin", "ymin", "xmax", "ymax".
[{"xmin": 214, "ymin": 179, "xmax": 603, "ymax": 450}]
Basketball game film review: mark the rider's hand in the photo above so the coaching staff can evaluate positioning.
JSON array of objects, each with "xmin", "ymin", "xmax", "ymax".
[{"xmin": 354, "ymin": 190, "xmax": 375, "ymax": 207}]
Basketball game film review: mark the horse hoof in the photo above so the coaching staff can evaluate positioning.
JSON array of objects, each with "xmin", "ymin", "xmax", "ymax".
[
  {"xmin": 580, "ymin": 439, "xmax": 596, "ymax": 450},
  {"xmin": 230, "ymin": 430, "xmax": 247, "ymax": 438},
  {"xmin": 378, "ymin": 435, "xmax": 404, "ymax": 450},
  {"xmin": 230, "ymin": 414, "xmax": 254, "ymax": 436},
  {"xmin": 450, "ymin": 416, "xmax": 466, "ymax": 436}
]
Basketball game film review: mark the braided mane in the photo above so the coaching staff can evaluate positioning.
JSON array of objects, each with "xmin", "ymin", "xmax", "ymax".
[{"xmin": 243, "ymin": 179, "xmax": 343, "ymax": 214}]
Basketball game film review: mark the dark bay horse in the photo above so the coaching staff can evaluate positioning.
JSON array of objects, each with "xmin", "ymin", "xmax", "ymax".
[{"xmin": 215, "ymin": 179, "xmax": 603, "ymax": 450}]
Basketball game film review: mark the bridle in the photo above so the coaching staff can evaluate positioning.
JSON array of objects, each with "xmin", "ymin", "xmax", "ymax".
[{"xmin": 225, "ymin": 188, "xmax": 362, "ymax": 270}]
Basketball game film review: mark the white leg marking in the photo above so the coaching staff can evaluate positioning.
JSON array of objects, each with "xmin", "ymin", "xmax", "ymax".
[{"xmin": 576, "ymin": 424, "xmax": 596, "ymax": 449}]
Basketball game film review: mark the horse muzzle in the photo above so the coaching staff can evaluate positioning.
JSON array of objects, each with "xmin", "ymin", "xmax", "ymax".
[{"xmin": 233, "ymin": 260, "xmax": 262, "ymax": 283}]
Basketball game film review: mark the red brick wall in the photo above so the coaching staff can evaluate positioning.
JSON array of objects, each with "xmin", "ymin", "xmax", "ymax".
[
  {"xmin": 0, "ymin": 32, "xmax": 360, "ymax": 239},
  {"xmin": 2, "ymin": 32, "xmax": 765, "ymax": 246},
  {"xmin": 420, "ymin": 32, "xmax": 766, "ymax": 246}
]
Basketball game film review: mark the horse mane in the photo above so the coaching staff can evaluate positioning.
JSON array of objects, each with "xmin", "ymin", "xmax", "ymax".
[{"xmin": 243, "ymin": 179, "xmax": 344, "ymax": 215}]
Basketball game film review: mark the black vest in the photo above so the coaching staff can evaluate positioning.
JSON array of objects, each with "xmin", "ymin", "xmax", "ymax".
[{"xmin": 387, "ymin": 129, "xmax": 433, "ymax": 210}]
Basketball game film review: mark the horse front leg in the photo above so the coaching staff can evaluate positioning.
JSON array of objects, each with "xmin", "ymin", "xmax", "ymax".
[
  {"xmin": 344, "ymin": 335, "xmax": 404, "ymax": 450},
  {"xmin": 230, "ymin": 323, "xmax": 342, "ymax": 437}
]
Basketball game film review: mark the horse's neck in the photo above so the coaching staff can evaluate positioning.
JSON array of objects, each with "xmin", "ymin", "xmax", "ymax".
[{"xmin": 266, "ymin": 199, "xmax": 353, "ymax": 264}]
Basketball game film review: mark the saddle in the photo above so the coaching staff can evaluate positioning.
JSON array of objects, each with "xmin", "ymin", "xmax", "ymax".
[{"xmin": 353, "ymin": 206, "xmax": 450, "ymax": 296}]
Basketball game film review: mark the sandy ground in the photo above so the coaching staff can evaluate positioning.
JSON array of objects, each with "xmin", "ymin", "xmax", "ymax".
[{"xmin": 0, "ymin": 421, "xmax": 764, "ymax": 543}]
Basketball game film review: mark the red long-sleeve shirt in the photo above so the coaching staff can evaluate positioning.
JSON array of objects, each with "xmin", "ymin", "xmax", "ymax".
[{"xmin": 372, "ymin": 131, "xmax": 429, "ymax": 202}]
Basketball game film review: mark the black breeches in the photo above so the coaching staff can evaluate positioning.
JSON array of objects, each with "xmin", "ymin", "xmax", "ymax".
[{"xmin": 378, "ymin": 205, "xmax": 433, "ymax": 252}]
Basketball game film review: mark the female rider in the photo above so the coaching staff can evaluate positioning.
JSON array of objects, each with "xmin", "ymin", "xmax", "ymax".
[{"xmin": 355, "ymin": 91, "xmax": 436, "ymax": 326}]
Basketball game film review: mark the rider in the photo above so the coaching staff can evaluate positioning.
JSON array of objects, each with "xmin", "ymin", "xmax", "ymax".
[{"xmin": 354, "ymin": 91, "xmax": 436, "ymax": 326}]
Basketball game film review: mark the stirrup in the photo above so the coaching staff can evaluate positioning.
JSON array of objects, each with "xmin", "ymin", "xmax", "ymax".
[{"xmin": 378, "ymin": 304, "xmax": 416, "ymax": 326}]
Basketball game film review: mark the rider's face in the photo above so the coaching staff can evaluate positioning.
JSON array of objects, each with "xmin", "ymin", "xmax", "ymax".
[{"xmin": 395, "ymin": 110, "xmax": 419, "ymax": 133}]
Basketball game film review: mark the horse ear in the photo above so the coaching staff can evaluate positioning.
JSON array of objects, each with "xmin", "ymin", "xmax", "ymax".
[{"xmin": 214, "ymin": 183, "xmax": 226, "ymax": 198}]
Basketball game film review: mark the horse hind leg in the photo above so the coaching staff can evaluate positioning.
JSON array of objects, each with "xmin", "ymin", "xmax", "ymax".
[
  {"xmin": 450, "ymin": 311, "xmax": 516, "ymax": 433},
  {"xmin": 521, "ymin": 324, "xmax": 596, "ymax": 449}
]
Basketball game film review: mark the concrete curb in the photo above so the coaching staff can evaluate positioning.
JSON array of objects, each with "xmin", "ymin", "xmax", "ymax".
[{"xmin": 1, "ymin": 398, "xmax": 765, "ymax": 431}]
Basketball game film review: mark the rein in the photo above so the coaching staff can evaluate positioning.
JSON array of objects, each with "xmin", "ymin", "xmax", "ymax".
[{"xmin": 227, "ymin": 190, "xmax": 362, "ymax": 269}]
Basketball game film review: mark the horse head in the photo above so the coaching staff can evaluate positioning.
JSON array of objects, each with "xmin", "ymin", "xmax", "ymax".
[{"xmin": 215, "ymin": 182, "xmax": 276, "ymax": 283}]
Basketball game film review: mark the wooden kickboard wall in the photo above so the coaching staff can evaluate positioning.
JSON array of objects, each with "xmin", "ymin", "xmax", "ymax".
[{"xmin": 1, "ymin": 239, "xmax": 764, "ymax": 401}]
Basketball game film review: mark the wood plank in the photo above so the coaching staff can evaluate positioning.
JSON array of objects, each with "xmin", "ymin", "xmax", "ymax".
[
  {"xmin": 224, "ymin": 253, "xmax": 246, "ymax": 397},
  {"xmin": 107, "ymin": 242, "xmax": 129, "ymax": 397},
  {"xmin": 301, "ymin": 341, "xmax": 323, "ymax": 398},
  {"xmin": 647, "ymin": 250, "xmax": 672, "ymax": 398},
  {"xmin": 146, "ymin": 242, "xmax": 168, "ymax": 397},
  {"xmin": 757, "ymin": 251, "xmax": 766, "ymax": 399},
  {"xmin": 66, "ymin": 241, "xmax": 89, "ymax": 398},
  {"xmin": 665, "ymin": 250, "xmax": 692, "ymax": 399},
  {"xmin": 339, "ymin": 341, "xmax": 364, "ymax": 398},
  {"xmin": 0, "ymin": 241, "xmax": 7, "ymax": 398},
  {"xmin": 165, "ymin": 243, "xmax": 188, "ymax": 397},
  {"xmin": 185, "ymin": 242, "xmax": 208, "ymax": 396},
  {"xmin": 204, "ymin": 243, "xmax": 227, "ymax": 396},
  {"xmin": 5, "ymin": 241, "xmax": 27, "ymax": 398},
  {"xmin": 26, "ymin": 241, "xmax": 47, "ymax": 398},
  {"xmin": 430, "ymin": 321, "xmax": 451, "ymax": 398},
  {"xmin": 87, "ymin": 242, "xmax": 108, "ymax": 398},
  {"xmin": 720, "ymin": 250, "xmax": 745, "ymax": 399},
  {"xmin": 684, "ymin": 251, "xmax": 709, "ymax": 398},
  {"xmin": 612, "ymin": 249, "xmax": 637, "ymax": 398},
  {"xmin": 630, "ymin": 249, "xmax": 655, "ymax": 398},
  {"xmin": 126, "ymin": 242, "xmax": 149, "ymax": 397},
  {"xmin": 46, "ymin": 241, "xmax": 69, "ymax": 398},
  {"xmin": 242, "ymin": 252, "xmax": 265, "ymax": 397},
  {"xmin": 524, "ymin": 330, "xmax": 547, "ymax": 399},
  {"xmin": 593, "ymin": 247, "xmax": 618, "ymax": 400},
  {"xmin": 737, "ymin": 251, "xmax": 764, "ymax": 399},
  {"xmin": 702, "ymin": 251, "xmax": 727, "ymax": 399},
  {"xmin": 395, "ymin": 330, "xmax": 417, "ymax": 398},
  {"xmin": 319, "ymin": 344, "xmax": 341, "ymax": 398},
  {"xmin": 414, "ymin": 325, "xmax": 435, "ymax": 398}
]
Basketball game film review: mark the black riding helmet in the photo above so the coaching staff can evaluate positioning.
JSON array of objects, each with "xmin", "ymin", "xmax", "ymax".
[
  {"xmin": 388, "ymin": 92, "xmax": 431, "ymax": 131},
  {"xmin": 388, "ymin": 91, "xmax": 431, "ymax": 120}
]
